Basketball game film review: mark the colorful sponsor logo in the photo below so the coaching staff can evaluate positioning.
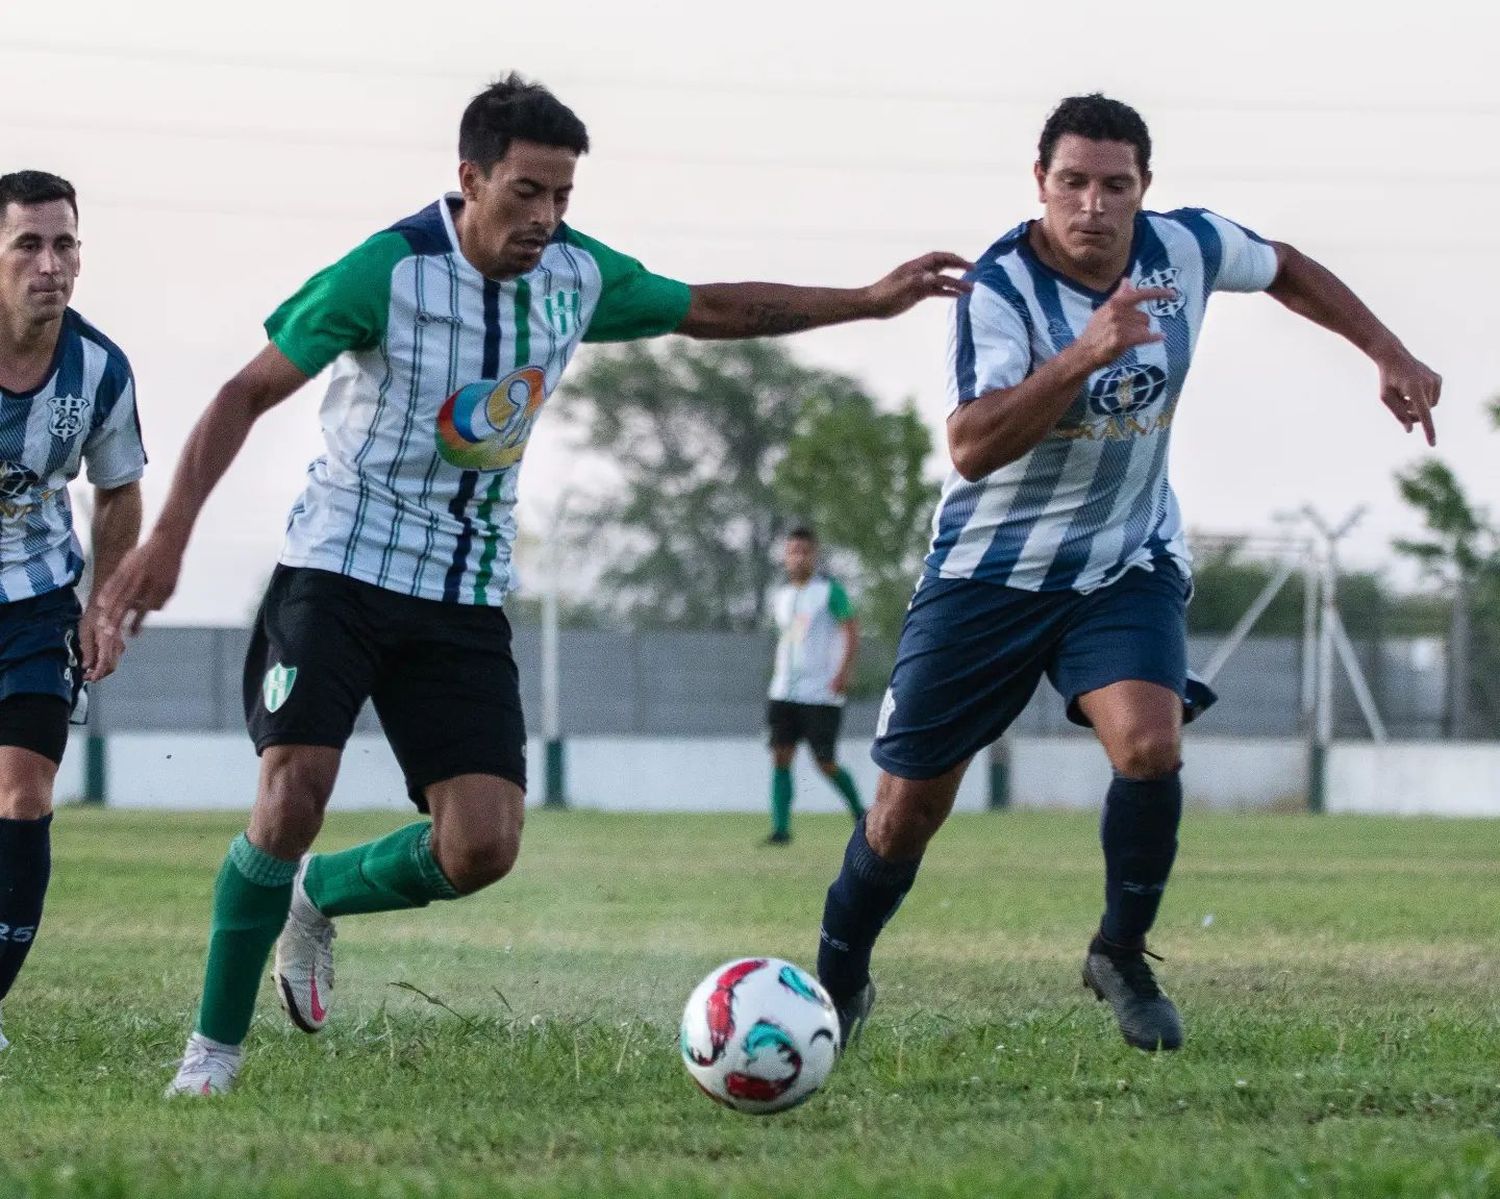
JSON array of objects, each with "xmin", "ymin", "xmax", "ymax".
[{"xmin": 435, "ymin": 366, "xmax": 547, "ymax": 471}]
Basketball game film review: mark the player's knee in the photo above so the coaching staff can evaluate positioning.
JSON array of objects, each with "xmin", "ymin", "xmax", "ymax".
[
  {"xmin": 254, "ymin": 750, "xmax": 337, "ymax": 851},
  {"xmin": 439, "ymin": 828, "xmax": 521, "ymax": 895},
  {"xmin": 0, "ymin": 785, "xmax": 52, "ymax": 820},
  {"xmin": 816, "ymin": 759, "xmax": 839, "ymax": 776},
  {"xmin": 1109, "ymin": 727, "xmax": 1181, "ymax": 780}
]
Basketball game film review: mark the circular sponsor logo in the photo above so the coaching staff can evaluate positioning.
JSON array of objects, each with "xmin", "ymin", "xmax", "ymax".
[
  {"xmin": 1086, "ymin": 363, "xmax": 1167, "ymax": 416},
  {"xmin": 0, "ymin": 462, "xmax": 40, "ymax": 501},
  {"xmin": 434, "ymin": 367, "xmax": 547, "ymax": 471}
]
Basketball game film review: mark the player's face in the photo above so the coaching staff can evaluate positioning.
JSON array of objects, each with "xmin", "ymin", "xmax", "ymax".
[
  {"xmin": 1034, "ymin": 136, "xmax": 1149, "ymax": 272},
  {"xmin": 0, "ymin": 200, "xmax": 80, "ymax": 326},
  {"xmin": 458, "ymin": 140, "xmax": 578, "ymax": 278},
  {"xmin": 783, "ymin": 537, "xmax": 816, "ymax": 583}
]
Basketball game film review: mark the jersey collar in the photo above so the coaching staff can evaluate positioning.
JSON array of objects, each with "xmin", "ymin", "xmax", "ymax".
[{"xmin": 1017, "ymin": 215, "xmax": 1145, "ymax": 305}]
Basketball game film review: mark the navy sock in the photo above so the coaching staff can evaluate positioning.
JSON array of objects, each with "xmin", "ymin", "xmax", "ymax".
[
  {"xmin": 0, "ymin": 814, "xmax": 53, "ymax": 1002},
  {"xmin": 817, "ymin": 816, "xmax": 920, "ymax": 1003},
  {"xmin": 1099, "ymin": 771, "xmax": 1182, "ymax": 946}
]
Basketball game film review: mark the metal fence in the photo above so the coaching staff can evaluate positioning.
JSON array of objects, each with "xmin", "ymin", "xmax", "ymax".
[{"xmin": 90, "ymin": 624, "xmax": 1449, "ymax": 740}]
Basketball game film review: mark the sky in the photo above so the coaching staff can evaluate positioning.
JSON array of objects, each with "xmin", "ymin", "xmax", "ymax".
[{"xmin": 5, "ymin": 0, "xmax": 1497, "ymax": 623}]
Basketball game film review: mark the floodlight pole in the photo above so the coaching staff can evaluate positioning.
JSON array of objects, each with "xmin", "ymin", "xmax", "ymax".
[{"xmin": 1301, "ymin": 506, "xmax": 1365, "ymax": 814}]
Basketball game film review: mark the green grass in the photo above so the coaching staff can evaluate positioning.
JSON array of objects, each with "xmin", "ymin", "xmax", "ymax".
[{"xmin": 4, "ymin": 807, "xmax": 1500, "ymax": 1198}]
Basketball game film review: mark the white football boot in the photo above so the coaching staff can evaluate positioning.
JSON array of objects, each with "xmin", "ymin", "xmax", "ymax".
[
  {"xmin": 164, "ymin": 1032, "xmax": 242, "ymax": 1097},
  {"xmin": 0, "ymin": 1005, "xmax": 10, "ymax": 1052},
  {"xmin": 273, "ymin": 856, "xmax": 336, "ymax": 1033}
]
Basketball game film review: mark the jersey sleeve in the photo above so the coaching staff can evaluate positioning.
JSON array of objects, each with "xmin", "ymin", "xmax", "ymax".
[
  {"xmin": 827, "ymin": 579, "xmax": 855, "ymax": 621},
  {"xmin": 566, "ymin": 229, "xmax": 692, "ymax": 343},
  {"xmin": 82, "ymin": 373, "xmax": 146, "ymax": 488},
  {"xmin": 947, "ymin": 280, "xmax": 1032, "ymax": 413},
  {"xmin": 1198, "ymin": 211, "xmax": 1280, "ymax": 294},
  {"xmin": 263, "ymin": 231, "xmax": 408, "ymax": 376}
]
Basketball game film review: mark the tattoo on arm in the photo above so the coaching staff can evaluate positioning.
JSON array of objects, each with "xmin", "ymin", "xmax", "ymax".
[{"xmin": 737, "ymin": 302, "xmax": 822, "ymax": 336}]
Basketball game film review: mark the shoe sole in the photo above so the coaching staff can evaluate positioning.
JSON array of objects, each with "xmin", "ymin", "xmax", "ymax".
[{"xmin": 276, "ymin": 974, "xmax": 324, "ymax": 1035}]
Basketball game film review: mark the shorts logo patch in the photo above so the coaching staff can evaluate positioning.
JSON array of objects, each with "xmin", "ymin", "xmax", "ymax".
[
  {"xmin": 262, "ymin": 662, "xmax": 298, "ymax": 714},
  {"xmin": 876, "ymin": 688, "xmax": 896, "ymax": 739}
]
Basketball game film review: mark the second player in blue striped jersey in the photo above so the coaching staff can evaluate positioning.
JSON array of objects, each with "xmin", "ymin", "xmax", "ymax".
[
  {"xmin": 812, "ymin": 93, "xmax": 1441, "ymax": 1060},
  {"xmin": 929, "ymin": 209, "xmax": 1276, "ymax": 593}
]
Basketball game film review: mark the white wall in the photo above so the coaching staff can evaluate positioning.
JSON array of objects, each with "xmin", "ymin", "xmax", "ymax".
[
  {"xmin": 1328, "ymin": 742, "xmax": 1500, "ymax": 817},
  {"xmin": 52, "ymin": 732, "xmax": 1359, "ymax": 814}
]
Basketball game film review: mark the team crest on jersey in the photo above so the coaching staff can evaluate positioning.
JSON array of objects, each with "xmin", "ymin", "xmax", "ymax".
[
  {"xmin": 435, "ymin": 366, "xmax": 547, "ymax": 471},
  {"xmin": 1136, "ymin": 267, "xmax": 1185, "ymax": 318},
  {"xmin": 262, "ymin": 663, "xmax": 297, "ymax": 714},
  {"xmin": 1086, "ymin": 363, "xmax": 1168, "ymax": 416},
  {"xmin": 544, "ymin": 290, "xmax": 582, "ymax": 336},
  {"xmin": 46, "ymin": 393, "xmax": 91, "ymax": 441}
]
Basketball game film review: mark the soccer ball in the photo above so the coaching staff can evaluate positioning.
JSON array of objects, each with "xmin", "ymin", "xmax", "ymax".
[{"xmin": 679, "ymin": 957, "xmax": 840, "ymax": 1114}]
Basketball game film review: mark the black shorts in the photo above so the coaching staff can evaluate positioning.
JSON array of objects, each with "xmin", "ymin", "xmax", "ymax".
[
  {"xmin": 0, "ymin": 586, "xmax": 86, "ymax": 765},
  {"xmin": 766, "ymin": 700, "xmax": 844, "ymax": 763},
  {"xmin": 244, "ymin": 565, "xmax": 527, "ymax": 808}
]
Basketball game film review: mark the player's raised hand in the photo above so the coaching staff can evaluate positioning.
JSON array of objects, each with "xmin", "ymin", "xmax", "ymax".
[
  {"xmin": 862, "ymin": 252, "xmax": 974, "ymax": 318},
  {"xmin": 1076, "ymin": 280, "xmax": 1175, "ymax": 368},
  {"xmin": 1376, "ymin": 349, "xmax": 1441, "ymax": 446},
  {"xmin": 95, "ymin": 534, "xmax": 186, "ymax": 638}
]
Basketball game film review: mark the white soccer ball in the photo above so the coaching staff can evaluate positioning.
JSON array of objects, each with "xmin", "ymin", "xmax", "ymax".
[{"xmin": 679, "ymin": 957, "xmax": 840, "ymax": 1115}]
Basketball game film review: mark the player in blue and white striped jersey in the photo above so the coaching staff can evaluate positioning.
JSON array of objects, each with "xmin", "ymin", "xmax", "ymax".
[
  {"xmin": 0, "ymin": 171, "xmax": 146, "ymax": 1049},
  {"xmin": 814, "ymin": 95, "xmax": 1441, "ymax": 1054}
]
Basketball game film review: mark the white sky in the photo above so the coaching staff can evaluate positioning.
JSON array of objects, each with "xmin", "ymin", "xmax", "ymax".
[{"xmin": 5, "ymin": 0, "xmax": 1497, "ymax": 622}]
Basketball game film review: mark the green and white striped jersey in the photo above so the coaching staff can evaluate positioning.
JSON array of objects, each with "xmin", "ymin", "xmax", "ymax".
[
  {"xmin": 768, "ymin": 576, "xmax": 856, "ymax": 707},
  {"xmin": 266, "ymin": 194, "xmax": 690, "ymax": 605}
]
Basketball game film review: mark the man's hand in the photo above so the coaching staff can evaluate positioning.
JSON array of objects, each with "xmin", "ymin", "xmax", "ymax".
[
  {"xmin": 830, "ymin": 667, "xmax": 851, "ymax": 697},
  {"xmin": 860, "ymin": 252, "xmax": 974, "ymax": 319},
  {"xmin": 79, "ymin": 606, "xmax": 125, "ymax": 682},
  {"xmin": 95, "ymin": 533, "xmax": 187, "ymax": 639},
  {"xmin": 1074, "ymin": 280, "xmax": 1175, "ymax": 369},
  {"xmin": 1375, "ymin": 348, "xmax": 1441, "ymax": 446}
]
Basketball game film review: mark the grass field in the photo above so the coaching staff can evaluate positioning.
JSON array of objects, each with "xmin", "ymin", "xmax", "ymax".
[{"xmin": 4, "ymin": 807, "xmax": 1499, "ymax": 1198}]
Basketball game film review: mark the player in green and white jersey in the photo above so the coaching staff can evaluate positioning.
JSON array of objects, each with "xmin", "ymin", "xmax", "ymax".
[
  {"xmin": 765, "ymin": 527, "xmax": 863, "ymax": 844},
  {"xmin": 97, "ymin": 73, "xmax": 971, "ymax": 1096}
]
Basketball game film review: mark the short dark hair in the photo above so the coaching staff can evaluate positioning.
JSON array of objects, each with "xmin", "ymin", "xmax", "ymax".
[
  {"xmin": 0, "ymin": 170, "xmax": 78, "ymax": 220},
  {"xmin": 459, "ymin": 73, "xmax": 590, "ymax": 172},
  {"xmin": 786, "ymin": 526, "xmax": 817, "ymax": 543},
  {"xmin": 1038, "ymin": 94, "xmax": 1151, "ymax": 175}
]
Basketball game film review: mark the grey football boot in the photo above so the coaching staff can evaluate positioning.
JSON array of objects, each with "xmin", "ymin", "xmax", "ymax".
[
  {"xmin": 1082, "ymin": 933, "xmax": 1184, "ymax": 1051},
  {"xmin": 834, "ymin": 980, "xmax": 877, "ymax": 1053}
]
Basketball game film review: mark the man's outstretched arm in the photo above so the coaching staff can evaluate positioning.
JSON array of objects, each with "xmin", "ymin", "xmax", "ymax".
[
  {"xmin": 1265, "ymin": 242, "xmax": 1442, "ymax": 445},
  {"xmin": 677, "ymin": 252, "xmax": 972, "ymax": 339},
  {"xmin": 96, "ymin": 345, "xmax": 310, "ymax": 635}
]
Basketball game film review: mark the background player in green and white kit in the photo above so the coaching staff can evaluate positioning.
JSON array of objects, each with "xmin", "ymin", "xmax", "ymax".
[
  {"xmin": 765, "ymin": 527, "xmax": 863, "ymax": 844},
  {"xmin": 97, "ymin": 73, "xmax": 971, "ymax": 1096}
]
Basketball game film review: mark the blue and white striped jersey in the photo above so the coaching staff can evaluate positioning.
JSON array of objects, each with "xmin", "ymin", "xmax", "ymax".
[
  {"xmin": 0, "ymin": 309, "xmax": 146, "ymax": 602},
  {"xmin": 925, "ymin": 209, "xmax": 1278, "ymax": 593}
]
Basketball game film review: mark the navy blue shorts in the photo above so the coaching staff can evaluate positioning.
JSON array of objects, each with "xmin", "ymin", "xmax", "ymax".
[
  {"xmin": 0, "ymin": 586, "xmax": 83, "ymax": 707},
  {"xmin": 872, "ymin": 564, "xmax": 1214, "ymax": 780}
]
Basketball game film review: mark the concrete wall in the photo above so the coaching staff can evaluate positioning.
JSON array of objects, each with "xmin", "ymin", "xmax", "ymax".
[
  {"xmin": 61, "ymin": 732, "xmax": 1497, "ymax": 817},
  {"xmin": 1328, "ymin": 742, "xmax": 1500, "ymax": 817}
]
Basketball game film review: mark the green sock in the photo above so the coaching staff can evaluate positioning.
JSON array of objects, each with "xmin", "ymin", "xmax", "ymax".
[
  {"xmin": 771, "ymin": 766, "xmax": 793, "ymax": 838},
  {"xmin": 827, "ymin": 766, "xmax": 865, "ymax": 819},
  {"xmin": 195, "ymin": 834, "xmax": 297, "ymax": 1046},
  {"xmin": 303, "ymin": 822, "xmax": 460, "ymax": 918}
]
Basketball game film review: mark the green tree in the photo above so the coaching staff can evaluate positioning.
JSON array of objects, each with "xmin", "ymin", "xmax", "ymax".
[
  {"xmin": 1392, "ymin": 397, "xmax": 1500, "ymax": 731},
  {"xmin": 559, "ymin": 340, "xmax": 914, "ymax": 632},
  {"xmin": 774, "ymin": 390, "xmax": 938, "ymax": 646}
]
